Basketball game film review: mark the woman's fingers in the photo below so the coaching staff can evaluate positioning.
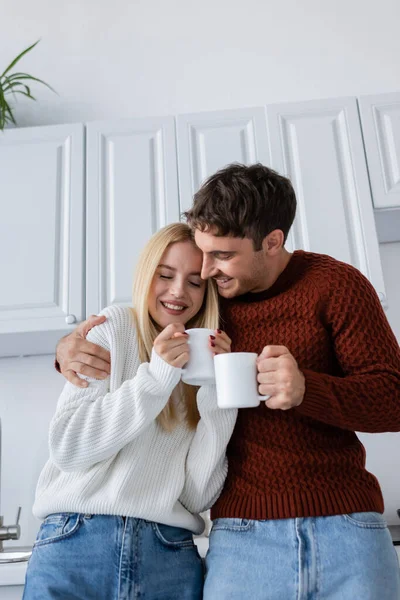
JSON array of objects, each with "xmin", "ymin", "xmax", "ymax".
[{"xmin": 210, "ymin": 330, "xmax": 232, "ymax": 355}]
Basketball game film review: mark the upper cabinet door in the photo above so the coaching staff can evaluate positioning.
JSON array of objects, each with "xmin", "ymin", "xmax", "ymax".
[
  {"xmin": 358, "ymin": 92, "xmax": 400, "ymax": 209},
  {"xmin": 86, "ymin": 117, "xmax": 179, "ymax": 315},
  {"xmin": 267, "ymin": 97, "xmax": 386, "ymax": 305},
  {"xmin": 176, "ymin": 108, "xmax": 271, "ymax": 214},
  {"xmin": 0, "ymin": 123, "xmax": 85, "ymax": 356}
]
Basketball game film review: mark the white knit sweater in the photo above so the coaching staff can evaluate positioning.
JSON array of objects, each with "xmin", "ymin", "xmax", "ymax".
[{"xmin": 33, "ymin": 305, "xmax": 237, "ymax": 534}]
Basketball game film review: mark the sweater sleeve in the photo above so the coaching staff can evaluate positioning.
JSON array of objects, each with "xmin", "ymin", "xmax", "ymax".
[
  {"xmin": 49, "ymin": 316, "xmax": 181, "ymax": 471},
  {"xmin": 179, "ymin": 386, "xmax": 237, "ymax": 513},
  {"xmin": 296, "ymin": 264, "xmax": 400, "ymax": 432}
]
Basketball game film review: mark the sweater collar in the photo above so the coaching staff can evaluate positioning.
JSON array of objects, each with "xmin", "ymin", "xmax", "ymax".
[{"xmin": 223, "ymin": 250, "xmax": 307, "ymax": 304}]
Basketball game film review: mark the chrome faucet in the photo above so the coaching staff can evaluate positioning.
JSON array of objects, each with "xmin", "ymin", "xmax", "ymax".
[
  {"xmin": 0, "ymin": 419, "xmax": 22, "ymax": 552},
  {"xmin": 0, "ymin": 507, "xmax": 21, "ymax": 552}
]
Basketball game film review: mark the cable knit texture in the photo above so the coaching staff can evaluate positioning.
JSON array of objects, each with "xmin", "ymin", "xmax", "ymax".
[
  {"xmin": 33, "ymin": 305, "xmax": 237, "ymax": 534},
  {"xmin": 211, "ymin": 250, "xmax": 400, "ymax": 522}
]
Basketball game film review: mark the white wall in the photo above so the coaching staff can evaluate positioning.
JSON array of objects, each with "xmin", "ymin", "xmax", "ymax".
[{"xmin": 1, "ymin": 0, "xmax": 399, "ymax": 128}]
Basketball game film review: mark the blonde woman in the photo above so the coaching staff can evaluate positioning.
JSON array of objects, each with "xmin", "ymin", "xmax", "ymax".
[{"xmin": 23, "ymin": 223, "xmax": 237, "ymax": 600}]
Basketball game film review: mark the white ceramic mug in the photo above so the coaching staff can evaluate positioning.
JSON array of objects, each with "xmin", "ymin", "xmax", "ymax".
[
  {"xmin": 214, "ymin": 352, "xmax": 270, "ymax": 408},
  {"xmin": 181, "ymin": 328, "xmax": 215, "ymax": 386}
]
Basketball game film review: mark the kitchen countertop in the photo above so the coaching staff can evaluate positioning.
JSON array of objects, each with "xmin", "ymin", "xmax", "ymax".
[{"xmin": 0, "ymin": 561, "xmax": 27, "ymax": 587}]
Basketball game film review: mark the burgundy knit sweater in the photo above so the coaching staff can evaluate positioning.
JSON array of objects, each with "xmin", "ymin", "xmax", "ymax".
[{"xmin": 211, "ymin": 250, "xmax": 400, "ymax": 521}]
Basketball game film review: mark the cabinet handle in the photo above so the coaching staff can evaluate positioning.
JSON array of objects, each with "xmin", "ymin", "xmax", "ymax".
[{"xmin": 65, "ymin": 315, "xmax": 76, "ymax": 324}]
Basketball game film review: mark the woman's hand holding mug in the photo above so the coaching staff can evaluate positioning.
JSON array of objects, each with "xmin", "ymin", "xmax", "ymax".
[
  {"xmin": 209, "ymin": 330, "xmax": 232, "ymax": 356},
  {"xmin": 153, "ymin": 323, "xmax": 190, "ymax": 368}
]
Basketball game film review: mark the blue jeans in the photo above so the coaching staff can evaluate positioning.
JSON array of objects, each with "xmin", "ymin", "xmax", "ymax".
[
  {"xmin": 23, "ymin": 513, "xmax": 204, "ymax": 599},
  {"xmin": 204, "ymin": 513, "xmax": 400, "ymax": 599}
]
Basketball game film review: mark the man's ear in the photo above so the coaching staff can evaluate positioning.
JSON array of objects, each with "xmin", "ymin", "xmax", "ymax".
[{"xmin": 262, "ymin": 230, "xmax": 285, "ymax": 254}]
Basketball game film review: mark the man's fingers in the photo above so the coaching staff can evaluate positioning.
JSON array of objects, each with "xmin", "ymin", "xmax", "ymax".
[
  {"xmin": 70, "ymin": 339, "xmax": 111, "ymax": 364},
  {"xmin": 257, "ymin": 357, "xmax": 280, "ymax": 373},
  {"xmin": 74, "ymin": 351, "xmax": 111, "ymax": 372},
  {"xmin": 264, "ymin": 395, "xmax": 294, "ymax": 411},
  {"xmin": 258, "ymin": 383, "xmax": 277, "ymax": 397},
  {"xmin": 68, "ymin": 362, "xmax": 109, "ymax": 380},
  {"xmin": 76, "ymin": 315, "xmax": 107, "ymax": 338},
  {"xmin": 259, "ymin": 345, "xmax": 290, "ymax": 359},
  {"xmin": 64, "ymin": 369, "xmax": 88, "ymax": 388},
  {"xmin": 257, "ymin": 372, "xmax": 275, "ymax": 385}
]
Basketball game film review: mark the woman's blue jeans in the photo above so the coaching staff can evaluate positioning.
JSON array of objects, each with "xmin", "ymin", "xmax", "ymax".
[{"xmin": 23, "ymin": 513, "xmax": 204, "ymax": 599}]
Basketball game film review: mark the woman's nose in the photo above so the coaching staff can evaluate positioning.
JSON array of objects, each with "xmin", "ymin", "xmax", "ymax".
[{"xmin": 170, "ymin": 280, "xmax": 185, "ymax": 298}]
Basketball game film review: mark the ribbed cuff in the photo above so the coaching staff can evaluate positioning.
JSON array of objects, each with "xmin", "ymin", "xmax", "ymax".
[
  {"xmin": 295, "ymin": 369, "xmax": 332, "ymax": 421},
  {"xmin": 149, "ymin": 348, "xmax": 182, "ymax": 391}
]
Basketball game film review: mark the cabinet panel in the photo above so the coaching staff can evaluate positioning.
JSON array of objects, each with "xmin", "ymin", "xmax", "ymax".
[
  {"xmin": 267, "ymin": 97, "xmax": 386, "ymax": 304},
  {"xmin": 177, "ymin": 108, "xmax": 271, "ymax": 214},
  {"xmin": 359, "ymin": 92, "xmax": 400, "ymax": 209},
  {"xmin": 0, "ymin": 124, "xmax": 85, "ymax": 355},
  {"xmin": 86, "ymin": 117, "xmax": 179, "ymax": 314}
]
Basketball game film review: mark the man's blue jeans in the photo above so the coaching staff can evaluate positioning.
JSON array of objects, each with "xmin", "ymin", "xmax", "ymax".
[
  {"xmin": 204, "ymin": 512, "xmax": 400, "ymax": 599},
  {"xmin": 23, "ymin": 513, "xmax": 204, "ymax": 599}
]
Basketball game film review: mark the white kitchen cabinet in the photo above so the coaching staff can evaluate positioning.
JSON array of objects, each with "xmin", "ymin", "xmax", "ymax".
[
  {"xmin": 0, "ymin": 124, "xmax": 85, "ymax": 357},
  {"xmin": 86, "ymin": 117, "xmax": 180, "ymax": 315},
  {"xmin": 0, "ymin": 585, "xmax": 23, "ymax": 599},
  {"xmin": 266, "ymin": 97, "xmax": 387, "ymax": 306},
  {"xmin": 359, "ymin": 92, "xmax": 400, "ymax": 210},
  {"xmin": 176, "ymin": 108, "xmax": 271, "ymax": 214}
]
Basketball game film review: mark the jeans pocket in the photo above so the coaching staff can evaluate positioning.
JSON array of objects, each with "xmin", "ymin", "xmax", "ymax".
[
  {"xmin": 343, "ymin": 511, "xmax": 388, "ymax": 529},
  {"xmin": 152, "ymin": 523, "xmax": 195, "ymax": 549},
  {"xmin": 34, "ymin": 513, "xmax": 83, "ymax": 547},
  {"xmin": 211, "ymin": 518, "xmax": 252, "ymax": 532}
]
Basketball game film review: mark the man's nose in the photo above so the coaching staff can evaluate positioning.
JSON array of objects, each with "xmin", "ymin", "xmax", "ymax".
[{"xmin": 201, "ymin": 256, "xmax": 215, "ymax": 280}]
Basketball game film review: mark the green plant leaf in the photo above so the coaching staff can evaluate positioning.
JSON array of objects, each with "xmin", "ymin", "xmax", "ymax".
[
  {"xmin": 3, "ymin": 80, "xmax": 31, "ymax": 94},
  {"xmin": 5, "ymin": 103, "xmax": 16, "ymax": 123},
  {"xmin": 6, "ymin": 81, "xmax": 36, "ymax": 101},
  {"xmin": 0, "ymin": 86, "xmax": 8, "ymax": 129},
  {"xmin": 1, "ymin": 40, "xmax": 41, "ymax": 78},
  {"xmin": 12, "ymin": 90, "xmax": 37, "ymax": 101},
  {"xmin": 0, "ymin": 40, "xmax": 56, "ymax": 130},
  {"xmin": 2, "ymin": 74, "xmax": 57, "ymax": 95},
  {"xmin": 0, "ymin": 94, "xmax": 16, "ymax": 130},
  {"xmin": 3, "ymin": 79, "xmax": 34, "ymax": 97},
  {"xmin": 0, "ymin": 72, "xmax": 30, "ymax": 82}
]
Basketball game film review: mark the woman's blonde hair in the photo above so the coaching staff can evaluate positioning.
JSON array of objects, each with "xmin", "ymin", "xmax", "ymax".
[{"xmin": 132, "ymin": 222, "xmax": 219, "ymax": 430}]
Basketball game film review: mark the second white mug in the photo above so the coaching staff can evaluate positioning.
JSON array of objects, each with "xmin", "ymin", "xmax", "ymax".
[{"xmin": 214, "ymin": 352, "xmax": 270, "ymax": 409}]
